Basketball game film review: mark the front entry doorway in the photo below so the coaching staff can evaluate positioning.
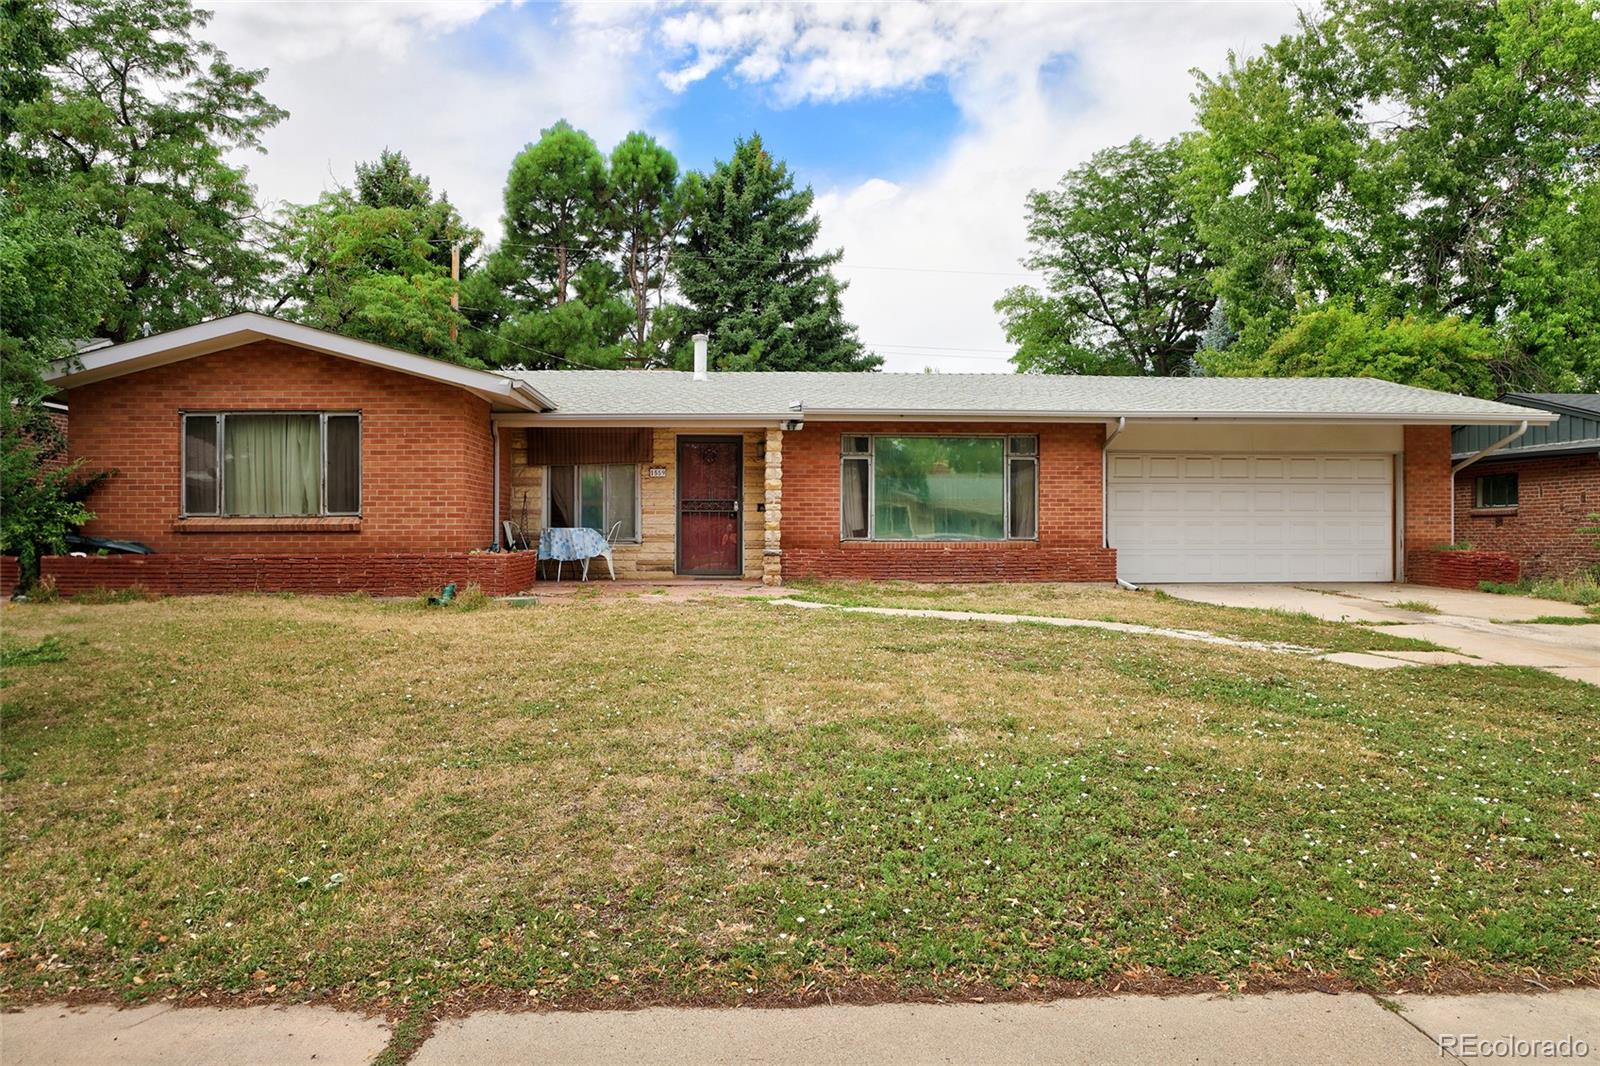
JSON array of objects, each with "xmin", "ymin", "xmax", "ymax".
[{"xmin": 676, "ymin": 436, "xmax": 743, "ymax": 576}]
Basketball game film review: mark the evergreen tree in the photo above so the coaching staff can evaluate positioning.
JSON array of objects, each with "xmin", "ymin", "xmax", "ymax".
[
  {"xmin": 610, "ymin": 131, "xmax": 683, "ymax": 367},
  {"xmin": 471, "ymin": 121, "xmax": 631, "ymax": 368},
  {"xmin": 674, "ymin": 134, "xmax": 877, "ymax": 372}
]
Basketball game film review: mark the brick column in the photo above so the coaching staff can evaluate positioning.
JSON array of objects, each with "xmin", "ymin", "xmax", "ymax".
[{"xmin": 763, "ymin": 427, "xmax": 783, "ymax": 586}]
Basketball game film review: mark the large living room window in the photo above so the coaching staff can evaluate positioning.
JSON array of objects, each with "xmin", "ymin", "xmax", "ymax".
[
  {"xmin": 182, "ymin": 412, "xmax": 361, "ymax": 517},
  {"xmin": 545, "ymin": 464, "xmax": 640, "ymax": 540},
  {"xmin": 841, "ymin": 434, "xmax": 1037, "ymax": 541}
]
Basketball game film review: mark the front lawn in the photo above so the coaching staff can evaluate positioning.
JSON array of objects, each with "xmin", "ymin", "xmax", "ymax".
[
  {"xmin": 1, "ymin": 593, "xmax": 1595, "ymax": 1012},
  {"xmin": 787, "ymin": 580, "xmax": 1438, "ymax": 652}
]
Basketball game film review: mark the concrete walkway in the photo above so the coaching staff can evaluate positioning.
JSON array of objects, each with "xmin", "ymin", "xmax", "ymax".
[
  {"xmin": 1156, "ymin": 583, "xmax": 1600, "ymax": 685},
  {"xmin": 772, "ymin": 597, "xmax": 1322, "ymax": 655},
  {"xmin": 5, "ymin": 990, "xmax": 1596, "ymax": 1065}
]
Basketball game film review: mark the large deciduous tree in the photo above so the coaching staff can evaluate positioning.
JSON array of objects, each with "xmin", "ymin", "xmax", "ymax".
[
  {"xmin": 674, "ymin": 134, "xmax": 877, "ymax": 372},
  {"xmin": 1185, "ymin": 0, "xmax": 1600, "ymax": 390},
  {"xmin": 7, "ymin": 0, "xmax": 286, "ymax": 342},
  {"xmin": 272, "ymin": 151, "xmax": 482, "ymax": 364},
  {"xmin": 996, "ymin": 138, "xmax": 1213, "ymax": 376}
]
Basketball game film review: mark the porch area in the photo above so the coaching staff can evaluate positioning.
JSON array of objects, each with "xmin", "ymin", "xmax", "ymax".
[{"xmin": 498, "ymin": 425, "xmax": 785, "ymax": 585}]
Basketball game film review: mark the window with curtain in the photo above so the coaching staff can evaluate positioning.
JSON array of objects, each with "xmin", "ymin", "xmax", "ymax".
[
  {"xmin": 546, "ymin": 464, "xmax": 639, "ymax": 540},
  {"xmin": 182, "ymin": 413, "xmax": 361, "ymax": 516},
  {"xmin": 840, "ymin": 435, "xmax": 1037, "ymax": 541}
]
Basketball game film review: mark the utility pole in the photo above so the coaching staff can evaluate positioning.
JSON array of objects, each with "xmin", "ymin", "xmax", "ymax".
[{"xmin": 450, "ymin": 240, "xmax": 461, "ymax": 343}]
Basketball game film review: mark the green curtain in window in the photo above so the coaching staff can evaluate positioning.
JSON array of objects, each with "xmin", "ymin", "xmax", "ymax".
[{"xmin": 224, "ymin": 415, "xmax": 320, "ymax": 516}]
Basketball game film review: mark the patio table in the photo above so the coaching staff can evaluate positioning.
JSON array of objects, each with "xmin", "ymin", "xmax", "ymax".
[{"xmin": 537, "ymin": 526, "xmax": 611, "ymax": 582}]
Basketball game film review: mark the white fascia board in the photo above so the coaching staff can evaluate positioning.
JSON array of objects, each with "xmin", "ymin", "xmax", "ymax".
[
  {"xmin": 47, "ymin": 313, "xmax": 551, "ymax": 412},
  {"xmin": 492, "ymin": 412, "xmax": 791, "ymax": 429}
]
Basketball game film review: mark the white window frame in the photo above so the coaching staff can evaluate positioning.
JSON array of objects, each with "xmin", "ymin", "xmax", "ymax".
[
  {"xmin": 840, "ymin": 433, "xmax": 1039, "ymax": 542},
  {"xmin": 542, "ymin": 463, "xmax": 643, "ymax": 542},
  {"xmin": 180, "ymin": 411, "xmax": 362, "ymax": 518}
]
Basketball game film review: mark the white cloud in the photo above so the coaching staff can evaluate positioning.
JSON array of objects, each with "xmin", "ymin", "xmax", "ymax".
[
  {"xmin": 207, "ymin": 0, "xmax": 656, "ymax": 241},
  {"xmin": 636, "ymin": 1, "xmax": 1300, "ymax": 370},
  {"xmin": 204, "ymin": 0, "xmax": 1297, "ymax": 371}
]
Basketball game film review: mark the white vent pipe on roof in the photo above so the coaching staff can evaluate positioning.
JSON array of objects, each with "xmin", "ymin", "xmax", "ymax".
[{"xmin": 692, "ymin": 333, "xmax": 709, "ymax": 381}]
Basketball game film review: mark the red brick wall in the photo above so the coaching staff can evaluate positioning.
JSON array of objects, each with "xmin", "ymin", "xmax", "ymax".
[
  {"xmin": 66, "ymin": 340, "xmax": 497, "ymax": 554},
  {"xmin": 1452, "ymin": 453, "xmax": 1600, "ymax": 577},
  {"xmin": 1404, "ymin": 549, "xmax": 1520, "ymax": 590},
  {"xmin": 36, "ymin": 551, "xmax": 538, "ymax": 597},
  {"xmin": 1403, "ymin": 424, "xmax": 1454, "ymax": 559},
  {"xmin": 780, "ymin": 421, "xmax": 1116, "ymax": 582}
]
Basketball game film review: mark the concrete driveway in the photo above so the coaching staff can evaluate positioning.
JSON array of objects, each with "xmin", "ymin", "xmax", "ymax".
[{"xmin": 1152, "ymin": 583, "xmax": 1600, "ymax": 686}]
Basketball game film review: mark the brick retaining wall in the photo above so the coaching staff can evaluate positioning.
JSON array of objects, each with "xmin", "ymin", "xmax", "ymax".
[
  {"xmin": 1405, "ymin": 549, "xmax": 1520, "ymax": 590},
  {"xmin": 33, "ymin": 551, "xmax": 540, "ymax": 598}
]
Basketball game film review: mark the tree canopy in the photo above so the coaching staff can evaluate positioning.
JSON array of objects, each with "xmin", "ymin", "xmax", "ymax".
[
  {"xmin": 271, "ymin": 151, "xmax": 482, "ymax": 364},
  {"xmin": 997, "ymin": 137, "xmax": 1213, "ymax": 376},
  {"xmin": 1008, "ymin": 0, "xmax": 1600, "ymax": 393},
  {"xmin": 6, "ymin": 0, "xmax": 285, "ymax": 343}
]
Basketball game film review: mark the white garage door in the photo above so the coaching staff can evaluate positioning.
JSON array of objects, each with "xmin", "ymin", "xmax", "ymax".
[{"xmin": 1108, "ymin": 453, "xmax": 1394, "ymax": 583}]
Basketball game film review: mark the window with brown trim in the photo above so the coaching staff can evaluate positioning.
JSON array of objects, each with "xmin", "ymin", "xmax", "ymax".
[{"xmin": 182, "ymin": 412, "xmax": 361, "ymax": 517}]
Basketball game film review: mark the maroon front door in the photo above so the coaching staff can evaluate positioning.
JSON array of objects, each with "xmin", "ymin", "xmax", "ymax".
[{"xmin": 677, "ymin": 436, "xmax": 743, "ymax": 576}]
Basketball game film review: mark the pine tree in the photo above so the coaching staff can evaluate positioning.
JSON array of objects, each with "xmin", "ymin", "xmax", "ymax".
[{"xmin": 674, "ymin": 134, "xmax": 877, "ymax": 372}]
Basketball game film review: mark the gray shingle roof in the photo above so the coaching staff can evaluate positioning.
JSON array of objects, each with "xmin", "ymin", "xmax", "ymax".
[{"xmin": 500, "ymin": 370, "xmax": 1558, "ymax": 424}]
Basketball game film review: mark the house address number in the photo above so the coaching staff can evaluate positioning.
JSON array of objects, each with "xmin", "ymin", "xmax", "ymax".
[{"xmin": 648, "ymin": 466, "xmax": 668, "ymax": 478}]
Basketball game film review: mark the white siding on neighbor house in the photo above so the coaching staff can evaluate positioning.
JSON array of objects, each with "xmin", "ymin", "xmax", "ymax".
[{"xmin": 1108, "ymin": 452, "xmax": 1394, "ymax": 583}]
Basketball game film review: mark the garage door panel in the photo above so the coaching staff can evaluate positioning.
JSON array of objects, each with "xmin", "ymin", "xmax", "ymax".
[{"xmin": 1110, "ymin": 452, "xmax": 1392, "ymax": 583}]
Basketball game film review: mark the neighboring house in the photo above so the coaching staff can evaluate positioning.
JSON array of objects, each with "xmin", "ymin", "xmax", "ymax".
[
  {"xmin": 1452, "ymin": 394, "xmax": 1600, "ymax": 578},
  {"xmin": 27, "ymin": 313, "xmax": 1559, "ymax": 596}
]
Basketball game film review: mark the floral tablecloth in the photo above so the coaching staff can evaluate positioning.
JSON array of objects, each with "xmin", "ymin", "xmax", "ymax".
[{"xmin": 537, "ymin": 526, "xmax": 609, "ymax": 563}]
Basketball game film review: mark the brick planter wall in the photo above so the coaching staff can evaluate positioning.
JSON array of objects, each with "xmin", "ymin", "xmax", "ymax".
[
  {"xmin": 1, "ymin": 555, "xmax": 19, "ymax": 595},
  {"xmin": 781, "ymin": 421, "xmax": 1116, "ymax": 583},
  {"xmin": 1453, "ymin": 453, "xmax": 1600, "ymax": 577},
  {"xmin": 35, "ymin": 551, "xmax": 540, "ymax": 598},
  {"xmin": 1405, "ymin": 549, "xmax": 1520, "ymax": 590}
]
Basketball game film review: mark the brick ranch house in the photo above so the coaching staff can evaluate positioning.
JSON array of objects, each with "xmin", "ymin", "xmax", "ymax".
[
  {"xmin": 16, "ymin": 313, "xmax": 1560, "ymax": 597},
  {"xmin": 1451, "ymin": 393, "xmax": 1600, "ymax": 578}
]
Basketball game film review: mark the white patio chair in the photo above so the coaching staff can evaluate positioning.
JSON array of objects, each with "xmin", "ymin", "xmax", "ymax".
[{"xmin": 580, "ymin": 521, "xmax": 622, "ymax": 581}]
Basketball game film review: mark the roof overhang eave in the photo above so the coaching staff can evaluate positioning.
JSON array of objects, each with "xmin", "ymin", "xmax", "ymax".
[
  {"xmin": 46, "ymin": 313, "xmax": 552, "ymax": 411},
  {"xmin": 491, "ymin": 411, "xmax": 794, "ymax": 429},
  {"xmin": 799, "ymin": 409, "xmax": 1562, "ymax": 425}
]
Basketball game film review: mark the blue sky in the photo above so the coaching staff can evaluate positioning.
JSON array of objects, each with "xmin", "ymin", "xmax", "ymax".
[
  {"xmin": 660, "ymin": 76, "xmax": 966, "ymax": 187},
  {"xmin": 207, "ymin": 1, "xmax": 1298, "ymax": 371}
]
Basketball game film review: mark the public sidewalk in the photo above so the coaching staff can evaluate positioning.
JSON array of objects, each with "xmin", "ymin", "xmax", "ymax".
[{"xmin": 3, "ymin": 988, "xmax": 1597, "ymax": 1065}]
